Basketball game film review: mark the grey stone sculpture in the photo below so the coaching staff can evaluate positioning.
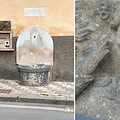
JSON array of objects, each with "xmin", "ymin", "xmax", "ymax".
[{"xmin": 75, "ymin": 0, "xmax": 120, "ymax": 120}]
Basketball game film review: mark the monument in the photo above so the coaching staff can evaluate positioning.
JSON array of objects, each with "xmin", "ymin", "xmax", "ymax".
[{"xmin": 17, "ymin": 27, "xmax": 53, "ymax": 86}]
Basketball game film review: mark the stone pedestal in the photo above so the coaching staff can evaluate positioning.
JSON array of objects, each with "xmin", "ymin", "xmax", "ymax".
[{"xmin": 18, "ymin": 64, "xmax": 51, "ymax": 86}]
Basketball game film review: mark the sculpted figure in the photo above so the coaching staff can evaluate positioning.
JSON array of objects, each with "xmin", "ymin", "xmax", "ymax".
[
  {"xmin": 75, "ymin": 9, "xmax": 109, "ymax": 96},
  {"xmin": 75, "ymin": 1, "xmax": 120, "ymax": 120}
]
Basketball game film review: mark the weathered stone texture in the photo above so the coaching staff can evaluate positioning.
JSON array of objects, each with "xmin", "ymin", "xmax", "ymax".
[
  {"xmin": 17, "ymin": 27, "xmax": 53, "ymax": 66},
  {"xmin": 18, "ymin": 64, "xmax": 51, "ymax": 86},
  {"xmin": 0, "ymin": 21, "xmax": 11, "ymax": 31},
  {"xmin": 53, "ymin": 36, "xmax": 74, "ymax": 82},
  {"xmin": 76, "ymin": 0, "xmax": 120, "ymax": 119}
]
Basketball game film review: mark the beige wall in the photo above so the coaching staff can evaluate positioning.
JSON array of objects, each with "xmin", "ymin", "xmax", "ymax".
[{"xmin": 0, "ymin": 0, "xmax": 74, "ymax": 37}]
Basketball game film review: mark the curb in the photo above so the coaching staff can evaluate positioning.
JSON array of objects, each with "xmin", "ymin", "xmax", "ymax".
[{"xmin": 0, "ymin": 94, "xmax": 74, "ymax": 105}]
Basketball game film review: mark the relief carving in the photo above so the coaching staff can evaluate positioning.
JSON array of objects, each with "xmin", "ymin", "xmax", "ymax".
[
  {"xmin": 75, "ymin": 0, "xmax": 120, "ymax": 120},
  {"xmin": 0, "ymin": 21, "xmax": 11, "ymax": 31}
]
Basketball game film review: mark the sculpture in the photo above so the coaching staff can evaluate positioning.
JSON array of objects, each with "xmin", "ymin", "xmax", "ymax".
[{"xmin": 75, "ymin": 0, "xmax": 120, "ymax": 120}]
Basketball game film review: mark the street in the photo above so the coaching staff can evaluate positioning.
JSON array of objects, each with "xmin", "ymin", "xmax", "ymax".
[{"xmin": 0, "ymin": 101, "xmax": 74, "ymax": 120}]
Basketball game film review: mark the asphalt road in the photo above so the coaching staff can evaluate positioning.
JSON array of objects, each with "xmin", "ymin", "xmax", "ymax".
[{"xmin": 0, "ymin": 101, "xmax": 74, "ymax": 120}]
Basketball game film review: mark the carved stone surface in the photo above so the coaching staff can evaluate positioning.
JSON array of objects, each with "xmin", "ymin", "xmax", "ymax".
[
  {"xmin": 75, "ymin": 0, "xmax": 120, "ymax": 119},
  {"xmin": 0, "ymin": 21, "xmax": 11, "ymax": 31},
  {"xmin": 18, "ymin": 64, "xmax": 51, "ymax": 86}
]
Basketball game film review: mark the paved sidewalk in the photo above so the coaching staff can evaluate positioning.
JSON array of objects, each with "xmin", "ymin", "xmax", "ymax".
[{"xmin": 0, "ymin": 79, "xmax": 74, "ymax": 105}]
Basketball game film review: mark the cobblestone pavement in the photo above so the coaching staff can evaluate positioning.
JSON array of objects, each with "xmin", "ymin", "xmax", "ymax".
[{"xmin": 0, "ymin": 79, "xmax": 74, "ymax": 104}]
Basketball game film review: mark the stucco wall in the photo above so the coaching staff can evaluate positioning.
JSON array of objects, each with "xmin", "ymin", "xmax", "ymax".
[
  {"xmin": 0, "ymin": 0, "xmax": 74, "ymax": 37},
  {"xmin": 0, "ymin": 37, "xmax": 19, "ymax": 80}
]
